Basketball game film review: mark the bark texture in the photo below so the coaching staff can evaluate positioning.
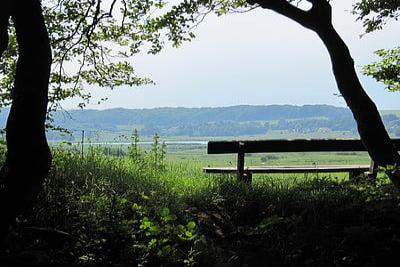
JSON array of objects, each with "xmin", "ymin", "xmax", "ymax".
[
  {"xmin": 0, "ymin": 0, "xmax": 52, "ymax": 241},
  {"xmin": 252, "ymin": 0, "xmax": 400, "ymax": 186}
]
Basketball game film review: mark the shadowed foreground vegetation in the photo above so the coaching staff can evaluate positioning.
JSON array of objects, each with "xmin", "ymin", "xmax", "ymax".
[{"xmin": 1, "ymin": 143, "xmax": 400, "ymax": 266}]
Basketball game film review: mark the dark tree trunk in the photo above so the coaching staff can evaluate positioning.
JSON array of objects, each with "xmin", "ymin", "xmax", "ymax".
[
  {"xmin": 252, "ymin": 0, "xmax": 400, "ymax": 186},
  {"xmin": 315, "ymin": 24, "xmax": 400, "ymax": 184},
  {"xmin": 0, "ymin": 0, "xmax": 52, "ymax": 241}
]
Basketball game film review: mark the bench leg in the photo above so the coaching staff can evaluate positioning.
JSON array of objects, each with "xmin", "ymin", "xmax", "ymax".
[
  {"xmin": 237, "ymin": 142, "xmax": 245, "ymax": 182},
  {"xmin": 367, "ymin": 161, "xmax": 378, "ymax": 180}
]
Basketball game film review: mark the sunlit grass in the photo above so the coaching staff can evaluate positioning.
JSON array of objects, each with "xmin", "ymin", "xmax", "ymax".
[{"xmin": 2, "ymin": 140, "xmax": 399, "ymax": 266}]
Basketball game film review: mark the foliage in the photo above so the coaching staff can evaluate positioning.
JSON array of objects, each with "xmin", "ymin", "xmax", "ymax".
[
  {"xmin": 363, "ymin": 47, "xmax": 400, "ymax": 92},
  {"xmin": 1, "ymin": 145, "xmax": 398, "ymax": 266},
  {"xmin": 17, "ymin": 143, "xmax": 206, "ymax": 266},
  {"xmin": 0, "ymin": 0, "xmax": 253, "ymax": 126},
  {"xmin": 2, "ymin": 0, "xmax": 158, "ymax": 113},
  {"xmin": 128, "ymin": 128, "xmax": 142, "ymax": 163},
  {"xmin": 127, "ymin": 131, "xmax": 166, "ymax": 171},
  {"xmin": 1, "ymin": 0, "xmax": 398, "ymax": 130},
  {"xmin": 3, "ymin": 0, "xmax": 396, "ymax": 125},
  {"xmin": 353, "ymin": 1, "xmax": 400, "ymax": 96},
  {"xmin": 0, "ymin": 134, "xmax": 399, "ymax": 265},
  {"xmin": 126, "ymin": 202, "xmax": 200, "ymax": 265},
  {"xmin": 0, "ymin": 139, "xmax": 6, "ymax": 157},
  {"xmin": 353, "ymin": 0, "xmax": 400, "ymax": 33},
  {"xmin": 148, "ymin": 133, "xmax": 167, "ymax": 170}
]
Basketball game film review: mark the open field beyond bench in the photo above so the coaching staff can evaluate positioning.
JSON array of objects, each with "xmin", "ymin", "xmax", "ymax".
[{"xmin": 203, "ymin": 139, "xmax": 400, "ymax": 183}]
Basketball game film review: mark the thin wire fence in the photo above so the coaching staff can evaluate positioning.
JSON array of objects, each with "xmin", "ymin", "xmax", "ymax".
[{"xmin": 47, "ymin": 129, "xmax": 208, "ymax": 158}]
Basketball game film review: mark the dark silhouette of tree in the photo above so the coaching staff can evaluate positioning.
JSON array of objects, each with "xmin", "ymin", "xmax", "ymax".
[
  {"xmin": 0, "ymin": 0, "xmax": 52, "ymax": 241},
  {"xmin": 246, "ymin": 0, "xmax": 400, "ymax": 183}
]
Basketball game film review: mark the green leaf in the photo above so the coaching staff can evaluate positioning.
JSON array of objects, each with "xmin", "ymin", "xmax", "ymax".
[
  {"xmin": 187, "ymin": 221, "xmax": 196, "ymax": 230},
  {"xmin": 160, "ymin": 207, "xmax": 170, "ymax": 217}
]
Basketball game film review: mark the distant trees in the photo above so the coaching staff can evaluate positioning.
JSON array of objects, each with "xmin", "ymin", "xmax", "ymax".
[{"xmin": 41, "ymin": 107, "xmax": 400, "ymax": 139}]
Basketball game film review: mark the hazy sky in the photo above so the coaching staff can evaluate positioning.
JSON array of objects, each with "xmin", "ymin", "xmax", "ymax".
[{"xmin": 63, "ymin": 0, "xmax": 400, "ymax": 110}]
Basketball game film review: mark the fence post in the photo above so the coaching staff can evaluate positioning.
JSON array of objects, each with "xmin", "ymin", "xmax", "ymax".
[
  {"xmin": 81, "ymin": 130, "xmax": 85, "ymax": 158},
  {"xmin": 237, "ymin": 142, "xmax": 245, "ymax": 182}
]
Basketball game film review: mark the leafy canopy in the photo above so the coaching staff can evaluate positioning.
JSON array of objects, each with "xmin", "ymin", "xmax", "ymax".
[
  {"xmin": 352, "ymin": 0, "xmax": 400, "ymax": 33},
  {"xmin": 363, "ymin": 48, "xmax": 400, "ymax": 92}
]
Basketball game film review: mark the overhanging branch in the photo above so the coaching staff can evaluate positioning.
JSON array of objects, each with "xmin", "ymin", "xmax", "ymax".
[{"xmin": 247, "ymin": 0, "xmax": 332, "ymax": 32}]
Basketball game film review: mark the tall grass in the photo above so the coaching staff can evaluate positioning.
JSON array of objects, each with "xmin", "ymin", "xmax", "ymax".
[{"xmin": 2, "ymin": 138, "xmax": 400, "ymax": 266}]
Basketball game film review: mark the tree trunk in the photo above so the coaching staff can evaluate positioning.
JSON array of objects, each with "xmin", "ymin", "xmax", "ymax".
[
  {"xmin": 315, "ymin": 24, "xmax": 400, "ymax": 185},
  {"xmin": 252, "ymin": 0, "xmax": 400, "ymax": 186},
  {"xmin": 0, "ymin": 0, "xmax": 52, "ymax": 241}
]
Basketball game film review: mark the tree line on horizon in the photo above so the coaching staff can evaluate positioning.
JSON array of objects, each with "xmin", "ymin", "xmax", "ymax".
[{"xmin": 35, "ymin": 106, "xmax": 400, "ymax": 139}]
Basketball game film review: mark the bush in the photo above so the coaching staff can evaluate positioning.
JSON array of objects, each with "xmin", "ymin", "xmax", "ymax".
[{"xmin": 20, "ymin": 146, "xmax": 203, "ymax": 266}]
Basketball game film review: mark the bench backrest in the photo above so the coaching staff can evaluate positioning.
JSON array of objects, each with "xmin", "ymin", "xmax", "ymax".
[{"xmin": 208, "ymin": 139, "xmax": 400, "ymax": 154}]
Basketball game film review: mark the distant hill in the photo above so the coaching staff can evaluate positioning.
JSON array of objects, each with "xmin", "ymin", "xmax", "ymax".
[{"xmin": 0, "ymin": 105, "xmax": 399, "ymax": 140}]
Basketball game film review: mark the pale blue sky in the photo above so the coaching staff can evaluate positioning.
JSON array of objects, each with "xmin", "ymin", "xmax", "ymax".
[{"xmin": 63, "ymin": 0, "xmax": 400, "ymax": 110}]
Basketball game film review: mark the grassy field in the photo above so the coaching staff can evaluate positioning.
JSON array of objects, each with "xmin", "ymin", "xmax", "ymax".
[
  {"xmin": 1, "ymin": 137, "xmax": 400, "ymax": 266},
  {"xmin": 58, "ymin": 134, "xmax": 372, "ymax": 165},
  {"xmin": 49, "ymin": 129, "xmax": 361, "ymax": 145},
  {"xmin": 53, "ymin": 137, "xmax": 376, "ymax": 188}
]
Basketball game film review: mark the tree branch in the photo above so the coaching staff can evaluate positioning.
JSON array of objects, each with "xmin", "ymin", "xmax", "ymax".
[
  {"xmin": 248, "ymin": 0, "xmax": 332, "ymax": 31},
  {"xmin": 307, "ymin": 0, "xmax": 332, "ymax": 30},
  {"xmin": 248, "ymin": 0, "xmax": 312, "ymax": 28}
]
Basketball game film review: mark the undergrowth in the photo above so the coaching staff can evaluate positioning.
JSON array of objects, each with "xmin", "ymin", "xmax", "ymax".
[{"xmin": 1, "ymin": 138, "xmax": 400, "ymax": 266}]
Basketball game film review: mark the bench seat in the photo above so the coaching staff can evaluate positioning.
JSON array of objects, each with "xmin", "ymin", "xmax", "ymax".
[
  {"xmin": 204, "ymin": 165, "xmax": 370, "ymax": 174},
  {"xmin": 204, "ymin": 139, "xmax": 400, "ymax": 183}
]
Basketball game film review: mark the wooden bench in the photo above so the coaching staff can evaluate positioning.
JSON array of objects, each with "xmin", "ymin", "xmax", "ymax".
[{"xmin": 203, "ymin": 139, "xmax": 400, "ymax": 183}]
